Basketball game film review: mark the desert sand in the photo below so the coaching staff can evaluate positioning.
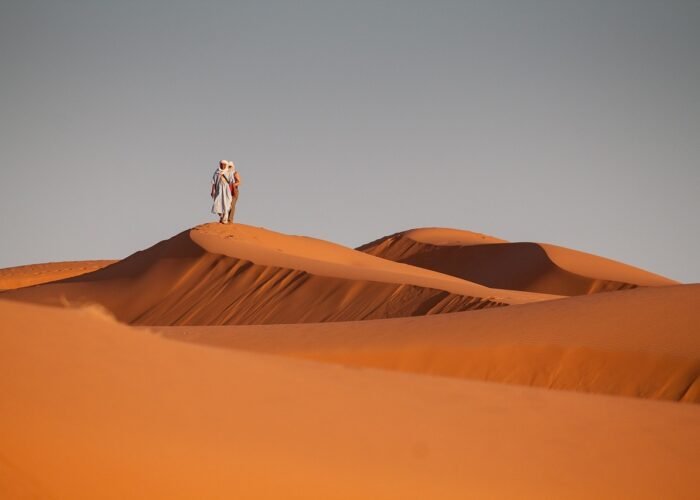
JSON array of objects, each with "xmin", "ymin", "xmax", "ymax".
[
  {"xmin": 1, "ymin": 224, "xmax": 558, "ymax": 326},
  {"xmin": 158, "ymin": 283, "xmax": 700, "ymax": 402},
  {"xmin": 359, "ymin": 228, "xmax": 678, "ymax": 295},
  {"xmin": 2, "ymin": 299, "xmax": 700, "ymax": 499},
  {"xmin": 0, "ymin": 260, "xmax": 115, "ymax": 291},
  {"xmin": 1, "ymin": 222, "xmax": 698, "ymax": 499}
]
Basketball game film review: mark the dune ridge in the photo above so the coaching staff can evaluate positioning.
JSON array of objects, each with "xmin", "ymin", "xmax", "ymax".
[
  {"xmin": 358, "ymin": 227, "xmax": 678, "ymax": 296},
  {"xmin": 3, "ymin": 224, "xmax": 560, "ymax": 325},
  {"xmin": 158, "ymin": 283, "xmax": 700, "ymax": 402}
]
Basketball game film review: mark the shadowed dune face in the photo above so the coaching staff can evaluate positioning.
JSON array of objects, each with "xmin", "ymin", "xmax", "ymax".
[
  {"xmin": 358, "ymin": 228, "xmax": 678, "ymax": 296},
  {"xmin": 0, "ymin": 226, "xmax": 511, "ymax": 325},
  {"xmin": 158, "ymin": 284, "xmax": 700, "ymax": 403}
]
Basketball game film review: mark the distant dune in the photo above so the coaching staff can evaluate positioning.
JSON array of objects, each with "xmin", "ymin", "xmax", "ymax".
[
  {"xmin": 0, "ymin": 260, "xmax": 115, "ymax": 291},
  {"xmin": 2, "ymin": 299, "xmax": 699, "ymax": 499},
  {"xmin": 358, "ymin": 227, "xmax": 678, "ymax": 295},
  {"xmin": 0, "ymin": 224, "xmax": 556, "ymax": 325}
]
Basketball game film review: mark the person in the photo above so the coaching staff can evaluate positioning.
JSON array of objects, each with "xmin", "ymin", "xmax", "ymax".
[
  {"xmin": 211, "ymin": 160, "xmax": 233, "ymax": 223},
  {"xmin": 227, "ymin": 160, "xmax": 242, "ymax": 223}
]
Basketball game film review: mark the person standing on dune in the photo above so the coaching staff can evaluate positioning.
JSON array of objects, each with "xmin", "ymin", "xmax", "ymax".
[
  {"xmin": 211, "ymin": 160, "xmax": 233, "ymax": 223},
  {"xmin": 227, "ymin": 160, "xmax": 242, "ymax": 223}
]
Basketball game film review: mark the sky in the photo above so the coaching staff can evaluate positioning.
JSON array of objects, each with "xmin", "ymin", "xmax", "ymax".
[{"xmin": 1, "ymin": 0, "xmax": 698, "ymax": 282}]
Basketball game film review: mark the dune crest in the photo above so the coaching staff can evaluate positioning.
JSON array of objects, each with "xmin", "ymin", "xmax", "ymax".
[
  {"xmin": 358, "ymin": 227, "xmax": 678, "ymax": 296},
  {"xmin": 2, "ymin": 224, "xmax": 559, "ymax": 325}
]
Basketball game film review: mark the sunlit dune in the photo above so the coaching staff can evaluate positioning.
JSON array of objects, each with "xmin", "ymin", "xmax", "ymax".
[
  {"xmin": 0, "ymin": 223, "xmax": 557, "ymax": 325},
  {"xmin": 159, "ymin": 283, "xmax": 700, "ymax": 402},
  {"xmin": 358, "ymin": 227, "xmax": 678, "ymax": 295},
  {"xmin": 0, "ymin": 260, "xmax": 116, "ymax": 291},
  {"xmin": 1, "ymin": 299, "xmax": 699, "ymax": 499},
  {"xmin": 1, "ymin": 222, "xmax": 698, "ymax": 498}
]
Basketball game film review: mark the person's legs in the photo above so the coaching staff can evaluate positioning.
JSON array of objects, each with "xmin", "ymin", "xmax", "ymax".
[{"xmin": 227, "ymin": 194, "xmax": 238, "ymax": 222}]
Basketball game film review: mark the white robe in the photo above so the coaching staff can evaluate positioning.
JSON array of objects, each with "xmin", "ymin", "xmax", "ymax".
[{"xmin": 211, "ymin": 168, "xmax": 233, "ymax": 216}]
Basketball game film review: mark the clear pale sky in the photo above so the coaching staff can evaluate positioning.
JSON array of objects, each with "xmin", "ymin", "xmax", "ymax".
[{"xmin": 1, "ymin": 0, "xmax": 698, "ymax": 282}]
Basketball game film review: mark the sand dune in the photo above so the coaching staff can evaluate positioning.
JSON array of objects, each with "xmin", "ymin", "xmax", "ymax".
[
  {"xmin": 0, "ymin": 223, "xmax": 557, "ymax": 325},
  {"xmin": 1, "ymin": 222, "xmax": 697, "ymax": 498},
  {"xmin": 359, "ymin": 227, "xmax": 678, "ymax": 295},
  {"xmin": 159, "ymin": 284, "xmax": 700, "ymax": 402},
  {"xmin": 2, "ymin": 299, "xmax": 699, "ymax": 499},
  {"xmin": 0, "ymin": 260, "xmax": 115, "ymax": 291}
]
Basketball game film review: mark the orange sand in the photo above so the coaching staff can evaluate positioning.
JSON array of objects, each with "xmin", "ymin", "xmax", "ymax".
[
  {"xmin": 1, "ymin": 224, "xmax": 558, "ymax": 325},
  {"xmin": 1, "ymin": 299, "xmax": 699, "ymax": 499},
  {"xmin": 1, "ymin": 223, "xmax": 697, "ymax": 499},
  {"xmin": 0, "ymin": 260, "xmax": 115, "ymax": 291},
  {"xmin": 159, "ymin": 284, "xmax": 700, "ymax": 402},
  {"xmin": 359, "ymin": 227, "xmax": 678, "ymax": 295}
]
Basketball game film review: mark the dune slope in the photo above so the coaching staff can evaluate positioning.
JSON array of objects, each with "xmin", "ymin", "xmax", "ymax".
[
  {"xmin": 359, "ymin": 228, "xmax": 678, "ymax": 296},
  {"xmin": 159, "ymin": 284, "xmax": 700, "ymax": 402},
  {"xmin": 0, "ymin": 260, "xmax": 116, "ymax": 291},
  {"xmin": 1, "ymin": 224, "xmax": 558, "ymax": 325},
  {"xmin": 2, "ymin": 299, "xmax": 699, "ymax": 499}
]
